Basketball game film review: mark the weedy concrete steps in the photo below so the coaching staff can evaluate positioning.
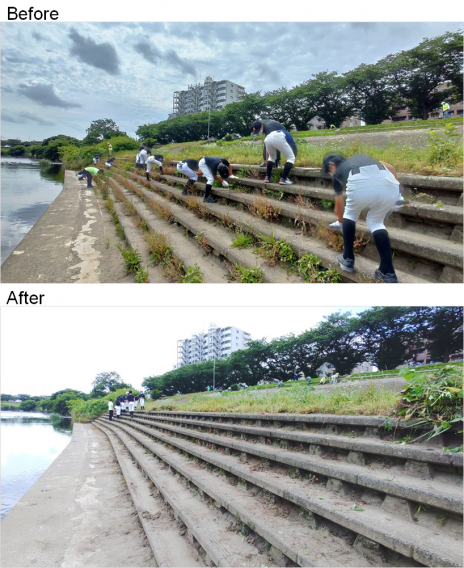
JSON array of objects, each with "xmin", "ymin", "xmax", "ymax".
[
  {"xmin": 111, "ymin": 167, "xmax": 426, "ymax": 283},
  {"xmin": 94, "ymin": 412, "xmax": 463, "ymax": 567},
  {"xmin": 157, "ymin": 172, "xmax": 462, "ymax": 272}
]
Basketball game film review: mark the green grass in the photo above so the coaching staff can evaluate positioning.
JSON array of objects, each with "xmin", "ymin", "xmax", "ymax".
[
  {"xmin": 138, "ymin": 117, "xmax": 462, "ymax": 177},
  {"xmin": 145, "ymin": 361, "xmax": 463, "ymax": 416},
  {"xmin": 147, "ymin": 383, "xmax": 398, "ymax": 416}
]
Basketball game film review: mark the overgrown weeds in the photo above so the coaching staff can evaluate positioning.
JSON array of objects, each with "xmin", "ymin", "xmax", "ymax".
[
  {"xmin": 231, "ymin": 233, "xmax": 256, "ymax": 249},
  {"xmin": 227, "ymin": 263, "xmax": 264, "ymax": 283},
  {"xmin": 115, "ymin": 244, "xmax": 142, "ymax": 274},
  {"xmin": 181, "ymin": 264, "xmax": 204, "ymax": 283},
  {"xmin": 248, "ymin": 197, "xmax": 281, "ymax": 221},
  {"xmin": 255, "ymin": 235, "xmax": 297, "ymax": 266}
]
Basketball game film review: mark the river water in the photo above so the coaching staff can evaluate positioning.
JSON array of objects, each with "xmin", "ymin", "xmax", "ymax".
[
  {"xmin": 0, "ymin": 411, "xmax": 72, "ymax": 520},
  {"xmin": 1, "ymin": 157, "xmax": 64, "ymax": 265}
]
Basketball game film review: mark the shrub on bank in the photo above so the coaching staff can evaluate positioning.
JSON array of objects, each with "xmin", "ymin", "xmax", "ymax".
[{"xmin": 68, "ymin": 398, "xmax": 108, "ymax": 423}]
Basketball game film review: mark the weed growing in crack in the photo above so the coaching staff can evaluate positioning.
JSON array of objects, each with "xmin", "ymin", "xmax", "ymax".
[
  {"xmin": 248, "ymin": 197, "xmax": 281, "ymax": 221},
  {"xmin": 227, "ymin": 263, "xmax": 264, "ymax": 283},
  {"xmin": 145, "ymin": 232, "xmax": 173, "ymax": 266},
  {"xmin": 296, "ymin": 253, "xmax": 343, "ymax": 283},
  {"xmin": 195, "ymin": 232, "xmax": 212, "ymax": 254},
  {"xmin": 255, "ymin": 234, "xmax": 297, "ymax": 266},
  {"xmin": 115, "ymin": 244, "xmax": 142, "ymax": 274},
  {"xmin": 231, "ymin": 233, "xmax": 256, "ymax": 249},
  {"xmin": 135, "ymin": 266, "xmax": 149, "ymax": 283},
  {"xmin": 181, "ymin": 264, "xmax": 204, "ymax": 283}
]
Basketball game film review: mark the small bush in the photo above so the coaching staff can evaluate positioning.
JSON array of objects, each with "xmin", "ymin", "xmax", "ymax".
[{"xmin": 135, "ymin": 266, "xmax": 149, "ymax": 283}]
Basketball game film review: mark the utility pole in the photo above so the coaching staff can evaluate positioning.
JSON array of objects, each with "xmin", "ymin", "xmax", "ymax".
[
  {"xmin": 213, "ymin": 356, "xmax": 216, "ymax": 391},
  {"xmin": 207, "ymin": 107, "xmax": 211, "ymax": 140}
]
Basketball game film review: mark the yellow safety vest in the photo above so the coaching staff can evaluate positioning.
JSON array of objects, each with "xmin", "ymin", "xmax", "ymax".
[{"xmin": 442, "ymin": 103, "xmax": 450, "ymax": 111}]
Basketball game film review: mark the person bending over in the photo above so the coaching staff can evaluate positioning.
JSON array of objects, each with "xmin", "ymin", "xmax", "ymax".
[
  {"xmin": 264, "ymin": 130, "xmax": 297, "ymax": 185},
  {"xmin": 146, "ymin": 154, "xmax": 164, "ymax": 180},
  {"xmin": 177, "ymin": 158, "xmax": 199, "ymax": 195},
  {"xmin": 105, "ymin": 157, "xmax": 116, "ymax": 168},
  {"xmin": 137, "ymin": 146, "xmax": 148, "ymax": 169},
  {"xmin": 251, "ymin": 119, "xmax": 285, "ymax": 167},
  {"xmin": 321, "ymin": 153, "xmax": 401, "ymax": 283},
  {"xmin": 77, "ymin": 166, "xmax": 104, "ymax": 188},
  {"xmin": 198, "ymin": 156, "xmax": 232, "ymax": 203}
]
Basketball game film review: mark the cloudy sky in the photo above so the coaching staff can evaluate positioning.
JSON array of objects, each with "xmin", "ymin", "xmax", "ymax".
[
  {"xmin": 1, "ymin": 306, "xmax": 367, "ymax": 396},
  {"xmin": 1, "ymin": 22, "xmax": 460, "ymax": 141}
]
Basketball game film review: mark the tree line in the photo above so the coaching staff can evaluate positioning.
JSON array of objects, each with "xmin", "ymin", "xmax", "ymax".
[
  {"xmin": 142, "ymin": 307, "xmax": 463, "ymax": 398},
  {"xmin": 136, "ymin": 31, "xmax": 463, "ymax": 144},
  {"xmin": 0, "ymin": 372, "xmax": 135, "ymax": 415}
]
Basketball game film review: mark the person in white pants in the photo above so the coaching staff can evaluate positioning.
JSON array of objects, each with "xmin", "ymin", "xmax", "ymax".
[
  {"xmin": 139, "ymin": 393, "xmax": 145, "ymax": 410},
  {"xmin": 198, "ymin": 156, "xmax": 232, "ymax": 203},
  {"xmin": 136, "ymin": 147, "xmax": 148, "ymax": 168},
  {"xmin": 146, "ymin": 154, "xmax": 164, "ymax": 181},
  {"xmin": 264, "ymin": 130, "xmax": 297, "ymax": 185},
  {"xmin": 322, "ymin": 153, "xmax": 401, "ymax": 283},
  {"xmin": 177, "ymin": 159, "xmax": 199, "ymax": 195}
]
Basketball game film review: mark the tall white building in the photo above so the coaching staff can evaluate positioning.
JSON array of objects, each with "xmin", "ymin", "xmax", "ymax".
[
  {"xmin": 170, "ymin": 76, "xmax": 245, "ymax": 118},
  {"xmin": 176, "ymin": 323, "xmax": 251, "ymax": 368}
]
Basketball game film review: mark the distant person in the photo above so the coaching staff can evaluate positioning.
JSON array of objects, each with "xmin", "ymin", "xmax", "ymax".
[
  {"xmin": 251, "ymin": 119, "xmax": 285, "ymax": 167},
  {"xmin": 139, "ymin": 392, "xmax": 145, "ymax": 410},
  {"xmin": 146, "ymin": 154, "xmax": 164, "ymax": 181},
  {"xmin": 177, "ymin": 159, "xmax": 199, "ymax": 195},
  {"xmin": 107, "ymin": 142, "xmax": 113, "ymax": 156},
  {"xmin": 306, "ymin": 376, "xmax": 312, "ymax": 386},
  {"xmin": 105, "ymin": 157, "xmax": 116, "ymax": 168},
  {"xmin": 321, "ymin": 153, "xmax": 401, "ymax": 283},
  {"xmin": 115, "ymin": 400, "xmax": 121, "ymax": 419},
  {"xmin": 76, "ymin": 167, "xmax": 104, "ymax": 188},
  {"xmin": 127, "ymin": 390, "xmax": 135, "ymax": 418},
  {"xmin": 264, "ymin": 129, "xmax": 297, "ymax": 185},
  {"xmin": 206, "ymin": 385, "xmax": 211, "ymax": 392},
  {"xmin": 93, "ymin": 154, "xmax": 100, "ymax": 165},
  {"xmin": 108, "ymin": 399, "xmax": 114, "ymax": 421},
  {"xmin": 278, "ymin": 379, "xmax": 283, "ymax": 388},
  {"xmin": 198, "ymin": 156, "xmax": 232, "ymax": 203}
]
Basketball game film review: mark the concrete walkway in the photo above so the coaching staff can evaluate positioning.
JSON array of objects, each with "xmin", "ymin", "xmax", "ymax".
[
  {"xmin": 1, "ymin": 423, "xmax": 154, "ymax": 568},
  {"xmin": 1, "ymin": 171, "xmax": 132, "ymax": 283}
]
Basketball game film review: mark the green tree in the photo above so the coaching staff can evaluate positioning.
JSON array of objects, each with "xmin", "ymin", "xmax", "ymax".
[
  {"xmin": 344, "ymin": 62, "xmax": 399, "ymax": 125},
  {"xmin": 19, "ymin": 399, "xmax": 38, "ymax": 411},
  {"xmin": 8, "ymin": 145, "xmax": 26, "ymax": 156},
  {"xmin": 90, "ymin": 371, "xmax": 131, "ymax": 397},
  {"xmin": 424, "ymin": 307, "xmax": 463, "ymax": 362},
  {"xmin": 0, "ymin": 394, "xmax": 15, "ymax": 401},
  {"xmin": 84, "ymin": 119, "xmax": 126, "ymax": 144},
  {"xmin": 17, "ymin": 394, "xmax": 32, "ymax": 401},
  {"xmin": 387, "ymin": 31, "xmax": 463, "ymax": 120},
  {"xmin": 307, "ymin": 71, "xmax": 353, "ymax": 128},
  {"xmin": 51, "ymin": 393, "xmax": 80, "ymax": 416}
]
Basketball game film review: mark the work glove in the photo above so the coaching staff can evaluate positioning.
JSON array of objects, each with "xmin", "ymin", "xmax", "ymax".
[
  {"xmin": 222, "ymin": 180, "xmax": 229, "ymax": 188},
  {"xmin": 229, "ymin": 175, "xmax": 238, "ymax": 180}
]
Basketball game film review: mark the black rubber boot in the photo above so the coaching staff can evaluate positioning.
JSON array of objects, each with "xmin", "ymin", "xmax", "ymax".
[
  {"xmin": 146, "ymin": 172, "xmax": 150, "ymax": 181},
  {"xmin": 160, "ymin": 166, "xmax": 164, "ymax": 174},
  {"xmin": 266, "ymin": 161, "xmax": 273, "ymax": 179}
]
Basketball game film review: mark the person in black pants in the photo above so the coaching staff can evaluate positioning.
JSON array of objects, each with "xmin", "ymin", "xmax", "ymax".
[
  {"xmin": 108, "ymin": 399, "xmax": 114, "ymax": 421},
  {"xmin": 251, "ymin": 119, "xmax": 285, "ymax": 167},
  {"xmin": 77, "ymin": 167, "xmax": 104, "ymax": 188},
  {"xmin": 321, "ymin": 154, "xmax": 402, "ymax": 283}
]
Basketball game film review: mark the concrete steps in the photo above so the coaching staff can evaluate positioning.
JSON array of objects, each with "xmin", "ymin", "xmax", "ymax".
[
  {"xmin": 95, "ymin": 412, "xmax": 463, "ymax": 567},
  {"xmin": 110, "ymin": 167, "xmax": 427, "ymax": 283},
  {"xmin": 159, "ymin": 172, "xmax": 462, "ymax": 276}
]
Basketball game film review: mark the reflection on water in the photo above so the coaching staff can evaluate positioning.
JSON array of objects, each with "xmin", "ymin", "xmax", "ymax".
[
  {"xmin": 1, "ymin": 411, "xmax": 72, "ymax": 520},
  {"xmin": 1, "ymin": 157, "xmax": 64, "ymax": 264}
]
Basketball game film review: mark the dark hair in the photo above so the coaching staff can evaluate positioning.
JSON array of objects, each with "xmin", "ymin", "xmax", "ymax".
[
  {"xmin": 98, "ymin": 169, "xmax": 104, "ymax": 174},
  {"xmin": 252, "ymin": 120, "xmax": 262, "ymax": 131},
  {"xmin": 322, "ymin": 154, "xmax": 345, "ymax": 174},
  {"xmin": 217, "ymin": 164, "xmax": 229, "ymax": 179}
]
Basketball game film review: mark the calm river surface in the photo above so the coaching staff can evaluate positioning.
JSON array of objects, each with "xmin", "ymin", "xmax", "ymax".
[
  {"xmin": 1, "ymin": 157, "xmax": 64, "ymax": 264},
  {"xmin": 0, "ymin": 411, "xmax": 72, "ymax": 520}
]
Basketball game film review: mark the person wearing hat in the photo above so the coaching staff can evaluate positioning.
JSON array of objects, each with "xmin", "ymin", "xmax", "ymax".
[
  {"xmin": 321, "ymin": 153, "xmax": 402, "ymax": 283},
  {"xmin": 137, "ymin": 145, "xmax": 148, "ymax": 168},
  {"xmin": 146, "ymin": 154, "xmax": 164, "ymax": 180},
  {"xmin": 77, "ymin": 166, "xmax": 104, "ymax": 188},
  {"xmin": 198, "ymin": 156, "xmax": 232, "ymax": 203},
  {"xmin": 251, "ymin": 119, "xmax": 285, "ymax": 167},
  {"xmin": 177, "ymin": 158, "xmax": 200, "ymax": 195},
  {"xmin": 105, "ymin": 157, "xmax": 116, "ymax": 168},
  {"xmin": 264, "ymin": 129, "xmax": 297, "ymax": 185},
  {"xmin": 107, "ymin": 142, "xmax": 113, "ymax": 156}
]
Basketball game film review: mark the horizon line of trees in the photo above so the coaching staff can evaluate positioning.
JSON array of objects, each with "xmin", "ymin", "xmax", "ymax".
[
  {"xmin": 0, "ymin": 371, "xmax": 137, "ymax": 415},
  {"xmin": 136, "ymin": 31, "xmax": 463, "ymax": 144},
  {"xmin": 142, "ymin": 307, "xmax": 463, "ymax": 399}
]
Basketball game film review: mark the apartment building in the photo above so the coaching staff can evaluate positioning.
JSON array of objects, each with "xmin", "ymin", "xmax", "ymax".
[
  {"xmin": 176, "ymin": 323, "xmax": 251, "ymax": 368},
  {"xmin": 170, "ymin": 76, "xmax": 245, "ymax": 118},
  {"xmin": 383, "ymin": 83, "xmax": 463, "ymax": 123}
]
